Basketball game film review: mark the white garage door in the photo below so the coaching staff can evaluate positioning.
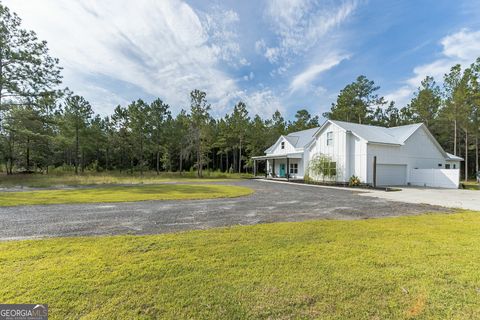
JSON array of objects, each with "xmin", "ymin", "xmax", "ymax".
[{"xmin": 376, "ymin": 164, "xmax": 407, "ymax": 186}]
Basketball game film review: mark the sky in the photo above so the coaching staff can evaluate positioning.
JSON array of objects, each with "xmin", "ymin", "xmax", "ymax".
[{"xmin": 4, "ymin": 0, "xmax": 480, "ymax": 120}]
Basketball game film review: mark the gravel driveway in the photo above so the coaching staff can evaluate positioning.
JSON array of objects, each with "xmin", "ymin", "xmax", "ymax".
[{"xmin": 0, "ymin": 179, "xmax": 447, "ymax": 240}]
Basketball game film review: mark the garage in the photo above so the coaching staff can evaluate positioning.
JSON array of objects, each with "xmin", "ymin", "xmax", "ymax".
[{"xmin": 376, "ymin": 164, "xmax": 407, "ymax": 186}]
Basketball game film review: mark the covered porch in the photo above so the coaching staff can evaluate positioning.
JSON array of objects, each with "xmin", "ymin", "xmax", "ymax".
[{"xmin": 252, "ymin": 152, "xmax": 305, "ymax": 181}]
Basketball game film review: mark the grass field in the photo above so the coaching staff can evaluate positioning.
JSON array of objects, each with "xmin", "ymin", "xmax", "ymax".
[
  {"xmin": 1, "ymin": 211, "xmax": 479, "ymax": 319},
  {"xmin": 462, "ymin": 181, "xmax": 479, "ymax": 190},
  {"xmin": 0, "ymin": 171, "xmax": 253, "ymax": 188},
  {"xmin": 0, "ymin": 184, "xmax": 253, "ymax": 206}
]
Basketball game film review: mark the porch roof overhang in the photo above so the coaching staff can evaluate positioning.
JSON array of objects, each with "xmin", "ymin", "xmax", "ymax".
[{"xmin": 251, "ymin": 152, "xmax": 303, "ymax": 160}]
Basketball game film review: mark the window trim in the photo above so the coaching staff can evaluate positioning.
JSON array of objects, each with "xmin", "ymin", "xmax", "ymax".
[
  {"xmin": 289, "ymin": 163, "xmax": 298, "ymax": 174},
  {"xmin": 326, "ymin": 131, "xmax": 333, "ymax": 146}
]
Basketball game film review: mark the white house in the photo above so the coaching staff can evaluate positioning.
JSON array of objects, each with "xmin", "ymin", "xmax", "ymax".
[{"xmin": 252, "ymin": 120, "xmax": 463, "ymax": 188}]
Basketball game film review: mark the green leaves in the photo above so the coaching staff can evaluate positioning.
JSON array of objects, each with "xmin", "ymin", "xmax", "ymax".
[{"xmin": 323, "ymin": 75, "xmax": 386, "ymax": 125}]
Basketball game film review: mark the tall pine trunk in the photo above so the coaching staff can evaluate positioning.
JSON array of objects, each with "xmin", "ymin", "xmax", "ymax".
[
  {"xmin": 156, "ymin": 149, "xmax": 160, "ymax": 175},
  {"xmin": 453, "ymin": 120, "xmax": 457, "ymax": 156},
  {"xmin": 75, "ymin": 124, "xmax": 79, "ymax": 175},
  {"xmin": 140, "ymin": 137, "xmax": 144, "ymax": 176},
  {"xmin": 26, "ymin": 137, "xmax": 30, "ymax": 171},
  {"xmin": 465, "ymin": 129, "xmax": 468, "ymax": 182},
  {"xmin": 179, "ymin": 152, "xmax": 183, "ymax": 173},
  {"xmin": 476, "ymin": 135, "xmax": 479, "ymax": 174},
  {"xmin": 226, "ymin": 150, "xmax": 229, "ymax": 173},
  {"xmin": 238, "ymin": 140, "xmax": 242, "ymax": 173},
  {"xmin": 105, "ymin": 147, "xmax": 109, "ymax": 171}
]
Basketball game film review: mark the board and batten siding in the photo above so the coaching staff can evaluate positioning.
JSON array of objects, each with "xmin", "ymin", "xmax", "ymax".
[
  {"xmin": 308, "ymin": 122, "xmax": 353, "ymax": 182},
  {"xmin": 347, "ymin": 133, "xmax": 368, "ymax": 183},
  {"xmin": 268, "ymin": 136, "xmax": 296, "ymax": 155},
  {"xmin": 366, "ymin": 126, "xmax": 448, "ymax": 184}
]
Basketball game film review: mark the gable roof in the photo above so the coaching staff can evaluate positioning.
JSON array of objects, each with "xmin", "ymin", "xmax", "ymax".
[
  {"xmin": 328, "ymin": 120, "xmax": 423, "ymax": 145},
  {"xmin": 446, "ymin": 152, "xmax": 464, "ymax": 161},
  {"xmin": 285, "ymin": 127, "xmax": 320, "ymax": 148},
  {"xmin": 265, "ymin": 127, "xmax": 320, "ymax": 153},
  {"xmin": 325, "ymin": 120, "xmax": 460, "ymax": 161}
]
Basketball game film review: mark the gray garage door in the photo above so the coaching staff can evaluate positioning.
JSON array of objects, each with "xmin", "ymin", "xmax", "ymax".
[{"xmin": 376, "ymin": 164, "xmax": 407, "ymax": 186}]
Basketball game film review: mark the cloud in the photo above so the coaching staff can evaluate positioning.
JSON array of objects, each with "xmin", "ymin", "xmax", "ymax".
[
  {"xmin": 242, "ymin": 89, "xmax": 286, "ymax": 118},
  {"xmin": 260, "ymin": 0, "xmax": 358, "ymax": 67},
  {"xmin": 3, "ymin": 0, "xmax": 245, "ymax": 115},
  {"xmin": 386, "ymin": 29, "xmax": 480, "ymax": 107},
  {"xmin": 384, "ymin": 86, "xmax": 413, "ymax": 108},
  {"xmin": 289, "ymin": 54, "xmax": 349, "ymax": 93}
]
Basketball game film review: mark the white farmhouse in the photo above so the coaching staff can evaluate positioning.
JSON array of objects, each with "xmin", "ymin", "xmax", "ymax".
[{"xmin": 252, "ymin": 120, "xmax": 463, "ymax": 188}]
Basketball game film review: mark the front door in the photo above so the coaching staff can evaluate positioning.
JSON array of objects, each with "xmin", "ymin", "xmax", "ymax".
[{"xmin": 279, "ymin": 163, "xmax": 286, "ymax": 177}]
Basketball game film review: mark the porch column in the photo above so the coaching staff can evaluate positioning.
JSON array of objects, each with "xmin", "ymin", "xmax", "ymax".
[
  {"xmin": 287, "ymin": 157, "xmax": 290, "ymax": 181},
  {"xmin": 253, "ymin": 159, "xmax": 256, "ymax": 176}
]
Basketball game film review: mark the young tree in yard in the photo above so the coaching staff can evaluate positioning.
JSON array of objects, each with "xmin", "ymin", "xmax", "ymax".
[
  {"xmin": 188, "ymin": 90, "xmax": 212, "ymax": 177},
  {"xmin": 148, "ymin": 98, "xmax": 170, "ymax": 174},
  {"xmin": 63, "ymin": 95, "xmax": 93, "ymax": 174}
]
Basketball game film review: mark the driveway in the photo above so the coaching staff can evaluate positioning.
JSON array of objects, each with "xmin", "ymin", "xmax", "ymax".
[
  {"xmin": 0, "ymin": 180, "xmax": 447, "ymax": 240},
  {"xmin": 360, "ymin": 187, "xmax": 480, "ymax": 211}
]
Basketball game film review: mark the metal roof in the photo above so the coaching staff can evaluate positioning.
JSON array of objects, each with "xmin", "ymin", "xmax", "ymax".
[
  {"xmin": 284, "ymin": 127, "xmax": 320, "ymax": 148},
  {"xmin": 446, "ymin": 152, "xmax": 464, "ymax": 161},
  {"xmin": 329, "ymin": 120, "xmax": 423, "ymax": 145}
]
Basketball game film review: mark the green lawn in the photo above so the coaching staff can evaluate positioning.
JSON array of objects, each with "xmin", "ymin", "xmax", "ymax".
[
  {"xmin": 0, "ymin": 171, "xmax": 253, "ymax": 188},
  {"xmin": 462, "ymin": 181, "xmax": 479, "ymax": 190},
  {"xmin": 0, "ymin": 184, "xmax": 253, "ymax": 206},
  {"xmin": 1, "ymin": 211, "xmax": 479, "ymax": 319}
]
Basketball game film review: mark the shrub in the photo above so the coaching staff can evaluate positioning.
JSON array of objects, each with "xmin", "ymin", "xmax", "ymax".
[{"xmin": 349, "ymin": 175, "xmax": 361, "ymax": 187}]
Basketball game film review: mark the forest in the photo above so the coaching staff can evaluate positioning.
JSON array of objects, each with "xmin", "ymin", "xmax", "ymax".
[{"xmin": 1, "ymin": 3, "xmax": 479, "ymax": 178}]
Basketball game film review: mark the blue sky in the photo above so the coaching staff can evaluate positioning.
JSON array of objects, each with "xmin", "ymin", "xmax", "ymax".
[{"xmin": 4, "ymin": 0, "xmax": 480, "ymax": 120}]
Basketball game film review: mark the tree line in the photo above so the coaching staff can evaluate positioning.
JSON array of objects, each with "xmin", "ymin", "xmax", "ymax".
[{"xmin": 1, "ymin": 3, "xmax": 478, "ymax": 179}]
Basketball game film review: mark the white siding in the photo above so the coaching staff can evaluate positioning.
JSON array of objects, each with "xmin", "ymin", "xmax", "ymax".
[
  {"xmin": 410, "ymin": 169, "xmax": 460, "ymax": 188},
  {"xmin": 348, "ymin": 133, "xmax": 368, "ymax": 183},
  {"xmin": 268, "ymin": 137, "xmax": 296, "ymax": 155},
  {"xmin": 366, "ymin": 126, "xmax": 449, "ymax": 185},
  {"xmin": 266, "ymin": 158, "xmax": 304, "ymax": 179},
  {"xmin": 309, "ymin": 123, "xmax": 351, "ymax": 182}
]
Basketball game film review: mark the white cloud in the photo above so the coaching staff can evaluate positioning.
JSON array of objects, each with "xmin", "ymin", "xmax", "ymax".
[
  {"xmin": 386, "ymin": 29, "xmax": 480, "ymax": 107},
  {"xmin": 289, "ymin": 54, "xmax": 349, "ymax": 93},
  {"xmin": 242, "ymin": 89, "xmax": 285, "ymax": 118},
  {"xmin": 3, "ymin": 0, "xmax": 244, "ymax": 115},
  {"xmin": 261, "ymin": 0, "xmax": 358, "ymax": 66},
  {"xmin": 384, "ymin": 86, "xmax": 413, "ymax": 108}
]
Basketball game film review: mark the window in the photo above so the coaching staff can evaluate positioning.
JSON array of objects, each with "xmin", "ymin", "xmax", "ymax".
[
  {"xmin": 326, "ymin": 131, "xmax": 333, "ymax": 146},
  {"xmin": 322, "ymin": 161, "xmax": 337, "ymax": 177},
  {"xmin": 438, "ymin": 163, "xmax": 442, "ymax": 167},
  {"xmin": 328, "ymin": 161, "xmax": 337, "ymax": 177},
  {"xmin": 453, "ymin": 164, "xmax": 456, "ymax": 169},
  {"xmin": 281, "ymin": 141, "xmax": 285, "ymax": 149},
  {"xmin": 445, "ymin": 164, "xmax": 451, "ymax": 169},
  {"xmin": 289, "ymin": 163, "xmax": 298, "ymax": 174}
]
